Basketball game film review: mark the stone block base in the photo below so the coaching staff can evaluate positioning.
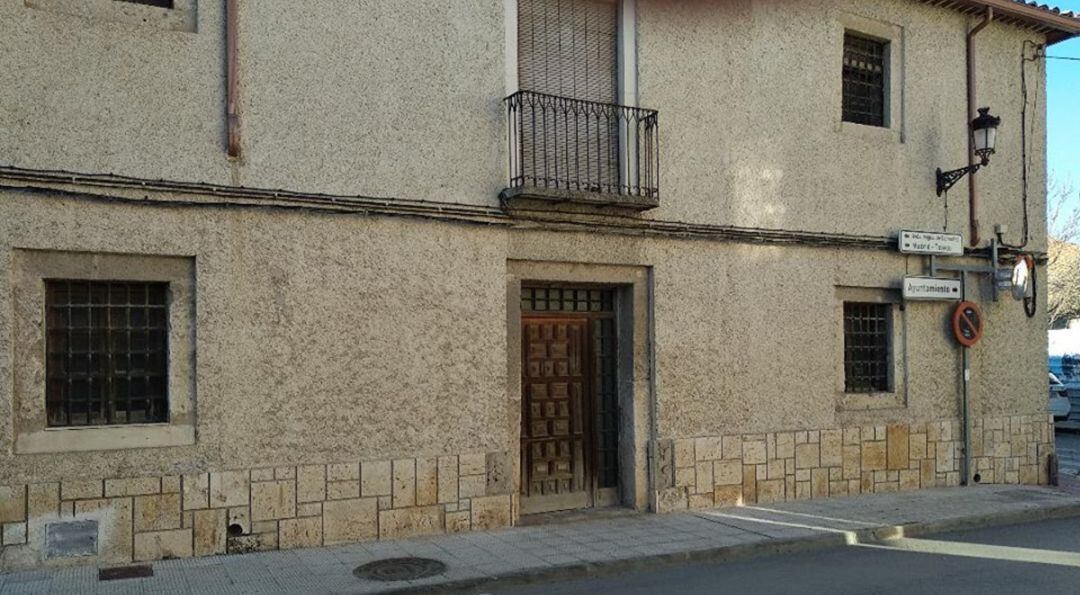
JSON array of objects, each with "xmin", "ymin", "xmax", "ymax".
[
  {"xmin": 655, "ymin": 414, "xmax": 1054, "ymax": 513},
  {"xmin": 0, "ymin": 450, "xmax": 513, "ymax": 570}
]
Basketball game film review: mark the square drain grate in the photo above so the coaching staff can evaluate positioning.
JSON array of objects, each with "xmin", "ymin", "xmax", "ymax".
[{"xmin": 99, "ymin": 564, "xmax": 154, "ymax": 581}]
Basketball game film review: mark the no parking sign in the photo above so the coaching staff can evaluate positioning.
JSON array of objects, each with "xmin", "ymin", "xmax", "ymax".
[{"xmin": 952, "ymin": 301, "xmax": 984, "ymax": 348}]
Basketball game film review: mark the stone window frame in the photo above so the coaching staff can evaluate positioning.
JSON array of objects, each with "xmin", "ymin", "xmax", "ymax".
[
  {"xmin": 834, "ymin": 286, "xmax": 907, "ymax": 411},
  {"xmin": 11, "ymin": 250, "xmax": 196, "ymax": 454},
  {"xmin": 24, "ymin": 0, "xmax": 198, "ymax": 33},
  {"xmin": 835, "ymin": 12, "xmax": 905, "ymax": 143}
]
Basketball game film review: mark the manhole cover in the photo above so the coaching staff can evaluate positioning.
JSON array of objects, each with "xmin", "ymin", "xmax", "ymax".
[{"xmin": 353, "ymin": 557, "xmax": 447, "ymax": 582}]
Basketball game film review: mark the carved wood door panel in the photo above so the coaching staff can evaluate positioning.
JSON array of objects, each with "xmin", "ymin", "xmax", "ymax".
[{"xmin": 520, "ymin": 317, "xmax": 592, "ymax": 514}]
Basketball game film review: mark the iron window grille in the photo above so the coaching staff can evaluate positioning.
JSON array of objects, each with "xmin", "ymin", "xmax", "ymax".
[
  {"xmin": 521, "ymin": 286, "xmax": 616, "ymax": 313},
  {"xmin": 45, "ymin": 280, "xmax": 169, "ymax": 427},
  {"xmin": 842, "ymin": 32, "xmax": 887, "ymax": 127},
  {"xmin": 843, "ymin": 302, "xmax": 892, "ymax": 393}
]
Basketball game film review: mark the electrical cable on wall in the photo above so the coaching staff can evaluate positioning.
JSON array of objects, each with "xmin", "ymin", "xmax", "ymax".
[
  {"xmin": 943, "ymin": 192, "xmax": 949, "ymax": 232},
  {"xmin": 994, "ymin": 40, "xmax": 1043, "ymax": 320},
  {"xmin": 998, "ymin": 40, "xmax": 1042, "ymax": 251}
]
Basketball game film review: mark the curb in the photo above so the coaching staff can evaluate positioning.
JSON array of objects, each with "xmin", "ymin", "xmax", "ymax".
[
  {"xmin": 894, "ymin": 501, "xmax": 1080, "ymax": 538},
  {"xmin": 375, "ymin": 500, "xmax": 1080, "ymax": 594}
]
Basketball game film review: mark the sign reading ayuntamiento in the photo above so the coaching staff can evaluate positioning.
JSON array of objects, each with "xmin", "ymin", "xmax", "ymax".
[{"xmin": 903, "ymin": 276, "xmax": 962, "ymax": 301}]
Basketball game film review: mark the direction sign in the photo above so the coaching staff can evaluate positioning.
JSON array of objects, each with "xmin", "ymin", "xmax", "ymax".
[
  {"xmin": 898, "ymin": 230, "xmax": 964, "ymax": 256},
  {"xmin": 952, "ymin": 301, "xmax": 984, "ymax": 347},
  {"xmin": 902, "ymin": 276, "xmax": 962, "ymax": 301}
]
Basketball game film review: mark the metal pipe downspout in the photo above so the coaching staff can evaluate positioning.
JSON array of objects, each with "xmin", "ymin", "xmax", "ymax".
[
  {"xmin": 967, "ymin": 7, "xmax": 993, "ymax": 247},
  {"xmin": 646, "ymin": 267, "xmax": 659, "ymax": 512},
  {"xmin": 226, "ymin": 0, "xmax": 241, "ymax": 159},
  {"xmin": 960, "ymin": 272, "xmax": 972, "ymax": 485},
  {"xmin": 960, "ymin": 8, "xmax": 992, "ymax": 484}
]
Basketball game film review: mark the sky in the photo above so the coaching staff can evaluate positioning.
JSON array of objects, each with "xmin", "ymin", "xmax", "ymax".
[{"xmin": 1047, "ymin": 0, "xmax": 1080, "ymax": 190}]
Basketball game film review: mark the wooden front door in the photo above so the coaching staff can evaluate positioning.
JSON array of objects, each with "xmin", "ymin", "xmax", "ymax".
[
  {"xmin": 520, "ymin": 317, "xmax": 593, "ymax": 514},
  {"xmin": 519, "ymin": 285, "xmax": 621, "ymax": 515}
]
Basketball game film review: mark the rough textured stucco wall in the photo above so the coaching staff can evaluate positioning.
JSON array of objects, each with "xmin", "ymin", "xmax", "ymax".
[
  {"xmin": 0, "ymin": 0, "xmax": 230, "ymax": 184},
  {"xmin": 0, "ymin": 0, "xmax": 1048, "ymax": 242},
  {"xmin": 502, "ymin": 225, "xmax": 1047, "ymax": 442},
  {"xmin": 0, "ymin": 0, "xmax": 507, "ymax": 203},
  {"xmin": 0, "ymin": 194, "xmax": 511, "ymax": 484},
  {"xmin": 0, "ymin": 186, "xmax": 1049, "ymax": 506},
  {"xmin": 648, "ymin": 240, "xmax": 1048, "ymax": 438},
  {"xmin": 637, "ymin": 0, "xmax": 1047, "ymax": 244},
  {"xmin": 234, "ymin": 0, "xmax": 506, "ymax": 200}
]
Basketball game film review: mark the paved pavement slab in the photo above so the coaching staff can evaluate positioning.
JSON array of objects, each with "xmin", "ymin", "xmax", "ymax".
[{"xmin": 2, "ymin": 484, "xmax": 1079, "ymax": 594}]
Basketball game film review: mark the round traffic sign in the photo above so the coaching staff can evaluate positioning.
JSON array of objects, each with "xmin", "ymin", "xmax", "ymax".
[{"xmin": 952, "ymin": 301, "xmax": 984, "ymax": 347}]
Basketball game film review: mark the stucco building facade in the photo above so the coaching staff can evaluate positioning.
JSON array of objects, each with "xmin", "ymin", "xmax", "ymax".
[{"xmin": 1, "ymin": 0, "xmax": 1078, "ymax": 570}]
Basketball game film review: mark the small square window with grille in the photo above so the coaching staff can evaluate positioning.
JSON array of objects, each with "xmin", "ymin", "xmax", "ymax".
[
  {"xmin": 521, "ymin": 286, "xmax": 615, "ymax": 313},
  {"xmin": 45, "ymin": 280, "xmax": 169, "ymax": 427},
  {"xmin": 843, "ymin": 302, "xmax": 892, "ymax": 393},
  {"xmin": 842, "ymin": 32, "xmax": 887, "ymax": 127}
]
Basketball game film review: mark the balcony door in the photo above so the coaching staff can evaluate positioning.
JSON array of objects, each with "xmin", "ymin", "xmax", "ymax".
[{"xmin": 517, "ymin": 0, "xmax": 620, "ymax": 194}]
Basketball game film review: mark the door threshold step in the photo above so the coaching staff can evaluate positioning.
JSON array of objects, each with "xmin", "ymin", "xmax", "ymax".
[{"xmin": 518, "ymin": 506, "xmax": 641, "ymax": 527}]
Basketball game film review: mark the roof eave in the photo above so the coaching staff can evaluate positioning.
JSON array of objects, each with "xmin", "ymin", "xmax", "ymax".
[{"xmin": 921, "ymin": 0, "xmax": 1080, "ymax": 44}]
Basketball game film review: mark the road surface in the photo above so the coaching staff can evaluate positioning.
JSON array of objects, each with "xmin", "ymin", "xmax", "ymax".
[{"xmin": 496, "ymin": 517, "xmax": 1080, "ymax": 594}]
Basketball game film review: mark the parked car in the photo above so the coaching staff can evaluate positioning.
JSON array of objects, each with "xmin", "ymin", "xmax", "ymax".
[
  {"xmin": 1050, "ymin": 372, "xmax": 1072, "ymax": 421},
  {"xmin": 1050, "ymin": 355, "xmax": 1080, "ymax": 421}
]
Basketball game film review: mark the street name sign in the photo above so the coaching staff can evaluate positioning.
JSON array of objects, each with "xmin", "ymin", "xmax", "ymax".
[
  {"xmin": 903, "ymin": 276, "xmax": 962, "ymax": 301},
  {"xmin": 898, "ymin": 231, "xmax": 964, "ymax": 256}
]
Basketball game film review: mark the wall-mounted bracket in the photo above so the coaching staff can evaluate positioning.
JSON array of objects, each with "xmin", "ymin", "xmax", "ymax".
[
  {"xmin": 936, "ymin": 164, "xmax": 982, "ymax": 197},
  {"xmin": 928, "ymin": 239, "xmax": 1000, "ymax": 301}
]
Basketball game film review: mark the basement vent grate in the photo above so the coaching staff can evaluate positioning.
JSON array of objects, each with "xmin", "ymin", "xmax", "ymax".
[
  {"xmin": 353, "ymin": 557, "xmax": 448, "ymax": 582},
  {"xmin": 99, "ymin": 565, "xmax": 154, "ymax": 581}
]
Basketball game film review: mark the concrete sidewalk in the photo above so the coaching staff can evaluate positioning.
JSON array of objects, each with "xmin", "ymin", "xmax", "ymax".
[{"xmin": 2, "ymin": 485, "xmax": 1079, "ymax": 594}]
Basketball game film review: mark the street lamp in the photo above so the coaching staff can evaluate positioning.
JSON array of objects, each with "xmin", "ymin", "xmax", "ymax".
[{"xmin": 936, "ymin": 107, "xmax": 1001, "ymax": 197}]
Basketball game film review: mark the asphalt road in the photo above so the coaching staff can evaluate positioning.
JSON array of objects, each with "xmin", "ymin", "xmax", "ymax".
[{"xmin": 494, "ymin": 517, "xmax": 1080, "ymax": 595}]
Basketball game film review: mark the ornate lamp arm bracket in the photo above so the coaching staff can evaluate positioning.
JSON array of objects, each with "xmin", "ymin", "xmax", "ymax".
[{"xmin": 936, "ymin": 163, "xmax": 982, "ymax": 197}]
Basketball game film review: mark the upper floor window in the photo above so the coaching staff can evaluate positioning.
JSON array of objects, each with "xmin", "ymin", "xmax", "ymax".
[
  {"xmin": 843, "ymin": 302, "xmax": 892, "ymax": 393},
  {"xmin": 46, "ymin": 280, "xmax": 169, "ymax": 427},
  {"xmin": 27, "ymin": 0, "xmax": 196, "ymax": 33},
  {"xmin": 842, "ymin": 32, "xmax": 888, "ymax": 127},
  {"xmin": 518, "ymin": 0, "xmax": 618, "ymax": 103},
  {"xmin": 507, "ymin": 0, "xmax": 657, "ymax": 207},
  {"xmin": 117, "ymin": 0, "xmax": 174, "ymax": 7}
]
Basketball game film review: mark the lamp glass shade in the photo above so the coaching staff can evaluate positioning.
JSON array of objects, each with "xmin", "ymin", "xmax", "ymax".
[
  {"xmin": 973, "ymin": 126, "xmax": 997, "ymax": 155},
  {"xmin": 970, "ymin": 107, "xmax": 1000, "ymax": 160}
]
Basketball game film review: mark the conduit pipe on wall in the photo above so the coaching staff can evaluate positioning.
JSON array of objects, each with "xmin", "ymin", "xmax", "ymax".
[
  {"xmin": 646, "ymin": 268, "xmax": 659, "ymax": 513},
  {"xmin": 967, "ymin": 7, "xmax": 993, "ymax": 247},
  {"xmin": 226, "ymin": 0, "xmax": 241, "ymax": 159}
]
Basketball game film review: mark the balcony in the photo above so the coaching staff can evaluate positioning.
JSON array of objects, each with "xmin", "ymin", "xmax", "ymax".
[{"xmin": 502, "ymin": 90, "xmax": 659, "ymax": 212}]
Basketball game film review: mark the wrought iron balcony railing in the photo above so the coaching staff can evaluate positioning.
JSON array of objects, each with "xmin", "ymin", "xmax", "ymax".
[{"xmin": 503, "ymin": 90, "xmax": 659, "ymax": 210}]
